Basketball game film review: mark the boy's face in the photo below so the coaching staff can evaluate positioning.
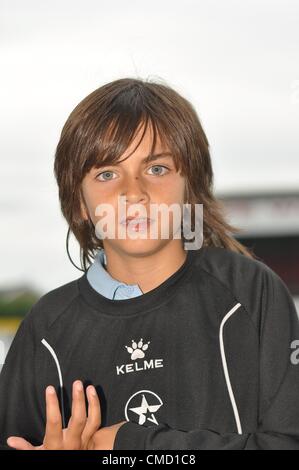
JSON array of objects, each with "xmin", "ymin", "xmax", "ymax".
[{"xmin": 80, "ymin": 123, "xmax": 186, "ymax": 257}]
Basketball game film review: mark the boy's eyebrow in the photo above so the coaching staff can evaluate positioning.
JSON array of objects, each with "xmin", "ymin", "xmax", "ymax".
[
  {"xmin": 142, "ymin": 152, "xmax": 172, "ymax": 164},
  {"xmin": 94, "ymin": 152, "xmax": 173, "ymax": 170}
]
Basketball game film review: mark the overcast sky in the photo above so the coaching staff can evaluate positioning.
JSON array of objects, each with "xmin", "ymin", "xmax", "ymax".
[{"xmin": 1, "ymin": 0, "xmax": 299, "ymax": 295}]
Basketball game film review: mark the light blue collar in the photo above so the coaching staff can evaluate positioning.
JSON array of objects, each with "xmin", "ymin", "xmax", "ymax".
[{"xmin": 86, "ymin": 249, "xmax": 143, "ymax": 300}]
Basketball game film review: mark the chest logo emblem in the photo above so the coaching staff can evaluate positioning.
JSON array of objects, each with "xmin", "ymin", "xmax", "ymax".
[
  {"xmin": 115, "ymin": 337, "xmax": 164, "ymax": 375},
  {"xmin": 124, "ymin": 390, "xmax": 163, "ymax": 425}
]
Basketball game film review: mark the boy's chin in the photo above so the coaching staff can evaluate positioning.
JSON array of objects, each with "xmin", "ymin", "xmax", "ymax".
[{"xmin": 103, "ymin": 237, "xmax": 170, "ymax": 256}]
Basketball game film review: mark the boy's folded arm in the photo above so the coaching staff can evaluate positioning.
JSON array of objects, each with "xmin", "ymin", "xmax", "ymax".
[
  {"xmin": 113, "ymin": 268, "xmax": 299, "ymax": 450},
  {"xmin": 113, "ymin": 365, "xmax": 299, "ymax": 450}
]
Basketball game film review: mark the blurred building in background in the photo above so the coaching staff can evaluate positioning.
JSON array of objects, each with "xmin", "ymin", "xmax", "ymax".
[{"xmin": 219, "ymin": 190, "xmax": 299, "ymax": 315}]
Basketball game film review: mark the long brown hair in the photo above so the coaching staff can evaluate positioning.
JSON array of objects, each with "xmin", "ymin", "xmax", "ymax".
[{"xmin": 54, "ymin": 77, "xmax": 256, "ymax": 271}]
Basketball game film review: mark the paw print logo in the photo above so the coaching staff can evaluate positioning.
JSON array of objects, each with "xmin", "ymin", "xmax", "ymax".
[{"xmin": 125, "ymin": 338, "xmax": 150, "ymax": 360}]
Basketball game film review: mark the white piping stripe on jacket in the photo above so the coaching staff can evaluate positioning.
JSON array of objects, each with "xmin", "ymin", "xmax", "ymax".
[
  {"xmin": 219, "ymin": 302, "xmax": 243, "ymax": 435},
  {"xmin": 41, "ymin": 338, "xmax": 66, "ymax": 428}
]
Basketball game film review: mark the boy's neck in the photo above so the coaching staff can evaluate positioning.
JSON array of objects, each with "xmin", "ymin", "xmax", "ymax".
[{"xmin": 102, "ymin": 241, "xmax": 187, "ymax": 294}]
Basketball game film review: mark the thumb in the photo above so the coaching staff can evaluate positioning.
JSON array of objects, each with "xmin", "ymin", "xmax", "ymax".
[{"xmin": 7, "ymin": 436, "xmax": 36, "ymax": 450}]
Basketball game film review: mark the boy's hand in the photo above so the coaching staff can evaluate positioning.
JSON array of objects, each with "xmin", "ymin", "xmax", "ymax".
[{"xmin": 7, "ymin": 380, "xmax": 127, "ymax": 450}]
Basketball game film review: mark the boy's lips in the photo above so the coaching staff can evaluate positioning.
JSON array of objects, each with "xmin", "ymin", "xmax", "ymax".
[
  {"xmin": 120, "ymin": 216, "xmax": 153, "ymax": 225},
  {"xmin": 119, "ymin": 217, "xmax": 156, "ymax": 232}
]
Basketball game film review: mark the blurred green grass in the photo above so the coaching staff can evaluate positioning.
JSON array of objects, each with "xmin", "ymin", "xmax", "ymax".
[{"xmin": 0, "ymin": 287, "xmax": 41, "ymax": 333}]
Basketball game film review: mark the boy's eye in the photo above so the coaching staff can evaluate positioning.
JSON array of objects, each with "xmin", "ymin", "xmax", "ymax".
[
  {"xmin": 147, "ymin": 165, "xmax": 170, "ymax": 176},
  {"xmin": 96, "ymin": 165, "xmax": 169, "ymax": 182},
  {"xmin": 96, "ymin": 171, "xmax": 117, "ymax": 182}
]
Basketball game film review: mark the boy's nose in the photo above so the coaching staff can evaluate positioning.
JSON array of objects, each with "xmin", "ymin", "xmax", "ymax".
[{"xmin": 120, "ymin": 176, "xmax": 149, "ymax": 205}]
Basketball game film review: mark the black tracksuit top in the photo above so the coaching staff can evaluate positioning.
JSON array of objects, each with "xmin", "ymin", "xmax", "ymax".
[{"xmin": 0, "ymin": 246, "xmax": 299, "ymax": 450}]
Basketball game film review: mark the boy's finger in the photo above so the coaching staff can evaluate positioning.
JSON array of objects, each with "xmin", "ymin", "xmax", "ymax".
[
  {"xmin": 66, "ymin": 380, "xmax": 87, "ymax": 444},
  {"xmin": 44, "ymin": 386, "xmax": 63, "ymax": 449},
  {"xmin": 7, "ymin": 436, "xmax": 35, "ymax": 450},
  {"xmin": 81, "ymin": 385, "xmax": 101, "ymax": 447}
]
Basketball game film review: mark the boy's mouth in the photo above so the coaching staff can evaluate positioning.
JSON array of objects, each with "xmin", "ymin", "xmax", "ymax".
[{"xmin": 120, "ymin": 217, "xmax": 154, "ymax": 231}]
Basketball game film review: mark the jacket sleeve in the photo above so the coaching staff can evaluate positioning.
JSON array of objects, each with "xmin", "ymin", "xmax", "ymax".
[
  {"xmin": 113, "ymin": 266, "xmax": 299, "ymax": 450},
  {"xmin": 0, "ymin": 309, "xmax": 44, "ymax": 449}
]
